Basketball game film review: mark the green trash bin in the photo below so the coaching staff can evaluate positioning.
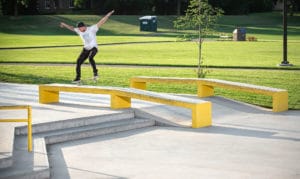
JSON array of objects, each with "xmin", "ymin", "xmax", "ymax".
[{"xmin": 139, "ymin": 16, "xmax": 157, "ymax": 32}]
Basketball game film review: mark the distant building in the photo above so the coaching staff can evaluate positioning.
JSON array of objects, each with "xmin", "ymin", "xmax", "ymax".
[
  {"xmin": 36, "ymin": 0, "xmax": 93, "ymax": 13},
  {"xmin": 274, "ymin": 0, "xmax": 283, "ymax": 10},
  {"xmin": 37, "ymin": 0, "xmax": 73, "ymax": 13}
]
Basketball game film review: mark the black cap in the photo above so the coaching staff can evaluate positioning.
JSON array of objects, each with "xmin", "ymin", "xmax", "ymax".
[{"xmin": 77, "ymin": 22, "xmax": 85, "ymax": 28}]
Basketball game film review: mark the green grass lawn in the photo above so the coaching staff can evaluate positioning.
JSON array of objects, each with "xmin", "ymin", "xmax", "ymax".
[
  {"xmin": 0, "ymin": 12, "xmax": 299, "ymax": 48},
  {"xmin": 1, "ymin": 41, "xmax": 299, "ymax": 68},
  {"xmin": 0, "ymin": 65, "xmax": 299, "ymax": 110},
  {"xmin": 0, "ymin": 12, "xmax": 299, "ymax": 68}
]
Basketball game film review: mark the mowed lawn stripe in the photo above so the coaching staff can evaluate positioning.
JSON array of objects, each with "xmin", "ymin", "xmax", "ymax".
[{"xmin": 0, "ymin": 41, "xmax": 299, "ymax": 68}]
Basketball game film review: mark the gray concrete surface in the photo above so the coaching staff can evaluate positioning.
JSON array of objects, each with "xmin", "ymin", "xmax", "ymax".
[
  {"xmin": 48, "ymin": 126, "xmax": 300, "ymax": 179},
  {"xmin": 0, "ymin": 123, "xmax": 16, "ymax": 168},
  {"xmin": 1, "ymin": 82, "xmax": 300, "ymax": 179}
]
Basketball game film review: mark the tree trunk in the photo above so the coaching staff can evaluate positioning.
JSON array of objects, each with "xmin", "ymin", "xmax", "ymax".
[
  {"xmin": 198, "ymin": 29, "xmax": 202, "ymax": 78},
  {"xmin": 0, "ymin": 0, "xmax": 3, "ymax": 16},
  {"xmin": 197, "ymin": 0, "xmax": 202, "ymax": 78},
  {"xmin": 177, "ymin": 0, "xmax": 181, "ymax": 15},
  {"xmin": 14, "ymin": 0, "xmax": 18, "ymax": 17}
]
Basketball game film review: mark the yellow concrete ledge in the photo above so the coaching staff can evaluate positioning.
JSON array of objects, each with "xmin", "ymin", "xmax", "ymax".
[
  {"xmin": 39, "ymin": 84, "xmax": 211, "ymax": 128},
  {"xmin": 130, "ymin": 76, "xmax": 288, "ymax": 112}
]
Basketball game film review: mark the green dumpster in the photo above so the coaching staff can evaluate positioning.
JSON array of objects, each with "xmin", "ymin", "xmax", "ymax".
[{"xmin": 139, "ymin": 16, "xmax": 157, "ymax": 32}]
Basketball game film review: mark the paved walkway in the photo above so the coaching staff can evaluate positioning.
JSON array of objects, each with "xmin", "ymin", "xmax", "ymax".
[{"xmin": 0, "ymin": 82, "xmax": 300, "ymax": 178}]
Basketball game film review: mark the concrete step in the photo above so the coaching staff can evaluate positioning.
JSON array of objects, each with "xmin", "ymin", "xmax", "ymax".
[
  {"xmin": 0, "ymin": 112, "xmax": 155, "ymax": 179},
  {"xmin": 1, "ymin": 111, "xmax": 135, "ymax": 170},
  {"xmin": 44, "ymin": 118, "xmax": 155, "ymax": 145},
  {"xmin": 0, "ymin": 137, "xmax": 49, "ymax": 179},
  {"xmin": 15, "ymin": 110, "xmax": 135, "ymax": 135},
  {"xmin": 0, "ymin": 124, "xmax": 17, "ymax": 169}
]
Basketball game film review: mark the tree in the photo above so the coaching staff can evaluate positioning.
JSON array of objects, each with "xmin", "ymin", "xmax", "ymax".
[
  {"xmin": 176, "ymin": 0, "xmax": 181, "ymax": 15},
  {"xmin": 249, "ymin": 0, "xmax": 274, "ymax": 12},
  {"xmin": 14, "ymin": 0, "xmax": 17, "ymax": 16},
  {"xmin": 275, "ymin": 0, "xmax": 298, "ymax": 16},
  {"xmin": 0, "ymin": 0, "xmax": 3, "ymax": 16},
  {"xmin": 74, "ymin": 0, "xmax": 87, "ymax": 9},
  {"xmin": 11, "ymin": 0, "xmax": 31, "ymax": 16},
  {"xmin": 209, "ymin": 0, "xmax": 275, "ymax": 15},
  {"xmin": 174, "ymin": 0, "xmax": 223, "ymax": 78},
  {"xmin": 287, "ymin": 0, "xmax": 299, "ymax": 16}
]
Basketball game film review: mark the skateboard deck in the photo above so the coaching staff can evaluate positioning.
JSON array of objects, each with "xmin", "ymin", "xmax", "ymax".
[{"xmin": 72, "ymin": 76, "xmax": 98, "ymax": 85}]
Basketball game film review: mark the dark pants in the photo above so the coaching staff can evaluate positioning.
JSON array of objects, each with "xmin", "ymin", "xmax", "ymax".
[{"xmin": 76, "ymin": 47, "xmax": 98, "ymax": 79}]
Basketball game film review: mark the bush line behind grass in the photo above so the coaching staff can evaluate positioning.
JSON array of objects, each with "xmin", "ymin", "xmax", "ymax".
[{"xmin": 0, "ymin": 65, "xmax": 299, "ymax": 110}]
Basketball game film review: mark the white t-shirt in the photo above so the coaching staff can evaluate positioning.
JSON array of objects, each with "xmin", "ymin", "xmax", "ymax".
[{"xmin": 74, "ymin": 24, "xmax": 99, "ymax": 50}]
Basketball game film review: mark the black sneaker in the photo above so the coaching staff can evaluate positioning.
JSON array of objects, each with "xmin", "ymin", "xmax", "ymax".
[
  {"xmin": 72, "ymin": 77, "xmax": 81, "ymax": 83},
  {"xmin": 94, "ymin": 72, "xmax": 99, "ymax": 80}
]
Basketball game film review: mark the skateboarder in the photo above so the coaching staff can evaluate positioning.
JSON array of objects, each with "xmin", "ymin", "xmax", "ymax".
[{"xmin": 60, "ymin": 10, "xmax": 115, "ymax": 83}]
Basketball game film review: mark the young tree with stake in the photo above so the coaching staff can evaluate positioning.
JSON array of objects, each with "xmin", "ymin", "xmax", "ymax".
[{"xmin": 174, "ymin": 0, "xmax": 223, "ymax": 78}]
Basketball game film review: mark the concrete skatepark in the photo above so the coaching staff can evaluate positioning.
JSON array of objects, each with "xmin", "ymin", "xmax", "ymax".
[{"xmin": 0, "ymin": 82, "xmax": 299, "ymax": 178}]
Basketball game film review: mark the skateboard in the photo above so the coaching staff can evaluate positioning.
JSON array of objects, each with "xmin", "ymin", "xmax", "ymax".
[{"xmin": 72, "ymin": 76, "xmax": 98, "ymax": 85}]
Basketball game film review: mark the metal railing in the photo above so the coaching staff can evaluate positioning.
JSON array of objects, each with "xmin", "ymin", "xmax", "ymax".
[{"xmin": 0, "ymin": 105, "xmax": 32, "ymax": 152}]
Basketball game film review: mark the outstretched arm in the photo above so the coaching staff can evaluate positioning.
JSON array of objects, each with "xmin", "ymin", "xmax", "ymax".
[
  {"xmin": 60, "ymin": 22, "xmax": 75, "ymax": 32},
  {"xmin": 96, "ymin": 10, "xmax": 115, "ymax": 28}
]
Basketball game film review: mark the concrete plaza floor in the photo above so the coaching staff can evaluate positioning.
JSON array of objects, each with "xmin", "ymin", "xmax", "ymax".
[{"xmin": 0, "ymin": 82, "xmax": 300, "ymax": 179}]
